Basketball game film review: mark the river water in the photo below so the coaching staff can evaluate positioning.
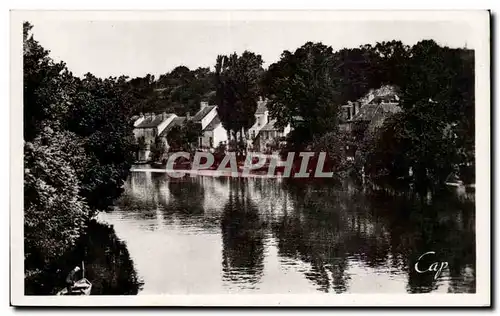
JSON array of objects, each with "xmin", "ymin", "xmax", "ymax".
[{"xmin": 96, "ymin": 170, "xmax": 476, "ymax": 295}]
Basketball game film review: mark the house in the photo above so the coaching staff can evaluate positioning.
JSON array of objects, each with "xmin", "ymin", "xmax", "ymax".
[
  {"xmin": 350, "ymin": 98, "xmax": 401, "ymax": 135},
  {"xmin": 198, "ymin": 115, "xmax": 228, "ymax": 149},
  {"xmin": 191, "ymin": 102, "xmax": 228, "ymax": 150},
  {"xmin": 339, "ymin": 85, "xmax": 400, "ymax": 134},
  {"xmin": 253, "ymin": 119, "xmax": 291, "ymax": 153},
  {"xmin": 192, "ymin": 101, "xmax": 218, "ymax": 130},
  {"xmin": 133, "ymin": 112, "xmax": 176, "ymax": 161},
  {"xmin": 248, "ymin": 100, "xmax": 269, "ymax": 141},
  {"xmin": 339, "ymin": 101, "xmax": 361, "ymax": 132},
  {"xmin": 158, "ymin": 115, "xmax": 187, "ymax": 150}
]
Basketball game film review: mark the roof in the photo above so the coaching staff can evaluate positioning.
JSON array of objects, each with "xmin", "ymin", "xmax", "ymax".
[
  {"xmin": 135, "ymin": 113, "xmax": 174, "ymax": 129},
  {"xmin": 369, "ymin": 95, "xmax": 398, "ymax": 104},
  {"xmin": 352, "ymin": 102, "xmax": 401, "ymax": 122},
  {"xmin": 192, "ymin": 105, "xmax": 216, "ymax": 122},
  {"xmin": 159, "ymin": 116, "xmax": 186, "ymax": 137},
  {"xmin": 255, "ymin": 100, "xmax": 268, "ymax": 114},
  {"xmin": 203, "ymin": 115, "xmax": 221, "ymax": 131},
  {"xmin": 358, "ymin": 85, "xmax": 400, "ymax": 104},
  {"xmin": 260, "ymin": 119, "xmax": 281, "ymax": 131}
]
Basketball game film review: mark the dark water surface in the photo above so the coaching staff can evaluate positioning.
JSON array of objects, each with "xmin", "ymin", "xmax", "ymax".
[{"xmin": 96, "ymin": 171, "xmax": 476, "ymax": 294}]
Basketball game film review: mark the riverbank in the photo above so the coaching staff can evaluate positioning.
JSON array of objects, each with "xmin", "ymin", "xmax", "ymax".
[{"xmin": 24, "ymin": 220, "xmax": 143, "ymax": 295}]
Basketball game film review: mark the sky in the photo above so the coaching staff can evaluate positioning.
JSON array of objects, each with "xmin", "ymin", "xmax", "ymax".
[{"xmin": 29, "ymin": 18, "xmax": 477, "ymax": 79}]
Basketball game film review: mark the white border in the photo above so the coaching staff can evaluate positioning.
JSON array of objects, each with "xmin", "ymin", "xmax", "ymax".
[{"xmin": 9, "ymin": 10, "xmax": 491, "ymax": 307}]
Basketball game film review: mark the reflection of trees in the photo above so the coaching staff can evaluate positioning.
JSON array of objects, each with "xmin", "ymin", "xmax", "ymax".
[
  {"xmin": 221, "ymin": 178, "xmax": 265, "ymax": 289},
  {"xmin": 390, "ymin": 193, "xmax": 476, "ymax": 293},
  {"xmin": 165, "ymin": 176, "xmax": 205, "ymax": 217},
  {"xmin": 272, "ymin": 180, "xmax": 475, "ymax": 294},
  {"xmin": 271, "ymin": 183, "xmax": 351, "ymax": 293},
  {"xmin": 26, "ymin": 220, "xmax": 144, "ymax": 295},
  {"xmin": 115, "ymin": 172, "xmax": 162, "ymax": 227},
  {"xmin": 75, "ymin": 221, "xmax": 144, "ymax": 294},
  {"xmin": 351, "ymin": 187, "xmax": 476, "ymax": 293},
  {"xmin": 117, "ymin": 173, "xmax": 217, "ymax": 231}
]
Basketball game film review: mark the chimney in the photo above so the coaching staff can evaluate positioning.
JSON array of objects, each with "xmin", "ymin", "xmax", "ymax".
[
  {"xmin": 186, "ymin": 112, "xmax": 190, "ymax": 120},
  {"xmin": 162, "ymin": 112, "xmax": 168, "ymax": 120},
  {"xmin": 200, "ymin": 101, "xmax": 208, "ymax": 111}
]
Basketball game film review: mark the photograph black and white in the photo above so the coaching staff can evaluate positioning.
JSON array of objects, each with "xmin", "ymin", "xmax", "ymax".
[{"xmin": 11, "ymin": 10, "xmax": 490, "ymax": 306}]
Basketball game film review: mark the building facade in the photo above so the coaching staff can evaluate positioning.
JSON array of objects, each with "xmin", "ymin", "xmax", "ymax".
[{"xmin": 133, "ymin": 112, "xmax": 175, "ymax": 161}]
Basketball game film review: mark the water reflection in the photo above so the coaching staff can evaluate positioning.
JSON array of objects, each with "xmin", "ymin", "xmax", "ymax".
[
  {"xmin": 99, "ymin": 171, "xmax": 475, "ymax": 294},
  {"xmin": 221, "ymin": 179, "xmax": 265, "ymax": 289},
  {"xmin": 25, "ymin": 220, "xmax": 144, "ymax": 295}
]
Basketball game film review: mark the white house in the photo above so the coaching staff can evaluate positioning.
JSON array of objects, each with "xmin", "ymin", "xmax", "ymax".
[
  {"xmin": 246, "ymin": 99, "xmax": 291, "ymax": 152},
  {"xmin": 254, "ymin": 119, "xmax": 291, "ymax": 152},
  {"xmin": 248, "ymin": 100, "xmax": 269, "ymax": 141},
  {"xmin": 133, "ymin": 112, "xmax": 176, "ymax": 161},
  {"xmin": 191, "ymin": 102, "xmax": 228, "ymax": 150},
  {"xmin": 199, "ymin": 115, "xmax": 228, "ymax": 149}
]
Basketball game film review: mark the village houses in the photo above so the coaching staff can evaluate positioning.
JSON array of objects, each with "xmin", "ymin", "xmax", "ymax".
[
  {"xmin": 132, "ymin": 101, "xmax": 230, "ymax": 161},
  {"xmin": 248, "ymin": 99, "xmax": 291, "ymax": 152},
  {"xmin": 132, "ymin": 87, "xmax": 401, "ymax": 162}
]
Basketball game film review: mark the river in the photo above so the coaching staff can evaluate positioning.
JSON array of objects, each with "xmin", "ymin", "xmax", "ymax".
[{"xmin": 94, "ymin": 170, "xmax": 476, "ymax": 294}]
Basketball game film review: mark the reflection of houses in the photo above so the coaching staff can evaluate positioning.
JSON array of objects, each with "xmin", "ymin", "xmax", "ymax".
[{"xmin": 133, "ymin": 113, "xmax": 176, "ymax": 161}]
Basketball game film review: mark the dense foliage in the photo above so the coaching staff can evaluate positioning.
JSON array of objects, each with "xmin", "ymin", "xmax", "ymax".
[
  {"xmin": 166, "ymin": 120, "xmax": 201, "ymax": 152},
  {"xmin": 23, "ymin": 20, "xmax": 475, "ymax": 293},
  {"xmin": 126, "ymin": 66, "xmax": 216, "ymax": 116},
  {"xmin": 215, "ymin": 51, "xmax": 264, "ymax": 142},
  {"xmin": 24, "ymin": 22, "xmax": 136, "ymax": 286},
  {"xmin": 263, "ymin": 40, "xmax": 474, "ymax": 188}
]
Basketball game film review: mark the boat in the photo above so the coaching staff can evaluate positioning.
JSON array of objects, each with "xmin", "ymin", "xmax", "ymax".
[
  {"xmin": 56, "ymin": 261, "xmax": 92, "ymax": 296},
  {"xmin": 56, "ymin": 278, "xmax": 92, "ymax": 296}
]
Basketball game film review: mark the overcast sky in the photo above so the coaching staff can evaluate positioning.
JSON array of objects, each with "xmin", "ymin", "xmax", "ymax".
[{"xmin": 30, "ymin": 19, "xmax": 476, "ymax": 78}]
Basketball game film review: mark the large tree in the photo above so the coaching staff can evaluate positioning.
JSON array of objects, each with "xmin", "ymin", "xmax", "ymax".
[
  {"xmin": 63, "ymin": 73, "xmax": 137, "ymax": 213},
  {"xmin": 364, "ymin": 40, "xmax": 475, "ymax": 187},
  {"xmin": 215, "ymin": 51, "xmax": 264, "ymax": 145},
  {"xmin": 262, "ymin": 42, "xmax": 343, "ymax": 149},
  {"xmin": 24, "ymin": 22, "xmax": 138, "ymax": 288}
]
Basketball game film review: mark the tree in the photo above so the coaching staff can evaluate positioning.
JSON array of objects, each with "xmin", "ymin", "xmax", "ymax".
[
  {"xmin": 262, "ymin": 42, "xmax": 342, "ymax": 149},
  {"xmin": 150, "ymin": 136, "xmax": 166, "ymax": 162},
  {"xmin": 132, "ymin": 66, "xmax": 216, "ymax": 116},
  {"xmin": 166, "ymin": 120, "xmax": 201, "ymax": 152},
  {"xmin": 23, "ymin": 23, "xmax": 139, "ymax": 290},
  {"xmin": 24, "ymin": 129, "xmax": 90, "ymax": 274},
  {"xmin": 23, "ymin": 22, "xmax": 74, "ymax": 141},
  {"xmin": 363, "ymin": 41, "xmax": 475, "ymax": 188},
  {"xmin": 63, "ymin": 73, "xmax": 137, "ymax": 213},
  {"xmin": 215, "ymin": 51, "xmax": 264, "ymax": 148}
]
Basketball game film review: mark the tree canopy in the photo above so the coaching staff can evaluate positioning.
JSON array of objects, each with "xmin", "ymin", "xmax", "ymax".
[{"xmin": 215, "ymin": 51, "xmax": 264, "ymax": 140}]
